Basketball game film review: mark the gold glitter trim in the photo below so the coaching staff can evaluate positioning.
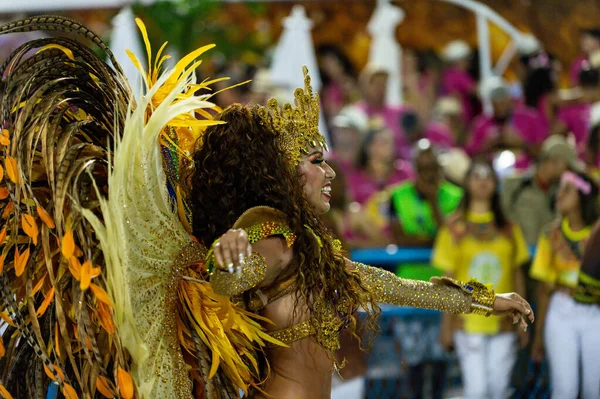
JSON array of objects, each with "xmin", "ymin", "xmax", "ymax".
[
  {"xmin": 210, "ymin": 252, "xmax": 268, "ymax": 297},
  {"xmin": 245, "ymin": 221, "xmax": 296, "ymax": 247},
  {"xmin": 429, "ymin": 276, "xmax": 496, "ymax": 317},
  {"xmin": 267, "ymin": 320, "xmax": 315, "ymax": 347},
  {"xmin": 354, "ymin": 262, "xmax": 472, "ymax": 314}
]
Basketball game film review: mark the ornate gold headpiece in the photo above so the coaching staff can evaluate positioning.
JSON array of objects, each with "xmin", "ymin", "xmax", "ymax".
[{"xmin": 257, "ymin": 66, "xmax": 328, "ymax": 167}]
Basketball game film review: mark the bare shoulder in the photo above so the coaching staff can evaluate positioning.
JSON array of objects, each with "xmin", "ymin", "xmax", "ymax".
[
  {"xmin": 253, "ymin": 236, "xmax": 293, "ymax": 265},
  {"xmin": 252, "ymin": 236, "xmax": 294, "ymax": 287}
]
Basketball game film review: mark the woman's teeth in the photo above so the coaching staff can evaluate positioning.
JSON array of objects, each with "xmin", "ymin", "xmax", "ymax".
[{"xmin": 321, "ymin": 186, "xmax": 331, "ymax": 194}]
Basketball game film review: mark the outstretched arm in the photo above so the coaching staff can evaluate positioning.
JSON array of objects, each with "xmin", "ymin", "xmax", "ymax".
[
  {"xmin": 352, "ymin": 261, "xmax": 534, "ymax": 329},
  {"xmin": 353, "ymin": 261, "xmax": 472, "ymax": 314}
]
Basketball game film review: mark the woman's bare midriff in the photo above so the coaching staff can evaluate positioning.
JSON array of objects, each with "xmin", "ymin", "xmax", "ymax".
[{"xmin": 251, "ymin": 292, "xmax": 335, "ymax": 399}]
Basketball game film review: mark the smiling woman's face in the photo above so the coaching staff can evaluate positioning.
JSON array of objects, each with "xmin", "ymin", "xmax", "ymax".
[{"xmin": 298, "ymin": 146, "xmax": 336, "ymax": 215}]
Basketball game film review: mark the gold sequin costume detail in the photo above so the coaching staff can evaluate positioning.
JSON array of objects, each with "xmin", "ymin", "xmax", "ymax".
[
  {"xmin": 211, "ymin": 252, "xmax": 268, "ymax": 296},
  {"xmin": 256, "ymin": 66, "xmax": 328, "ymax": 167},
  {"xmin": 353, "ymin": 263, "xmax": 473, "ymax": 313},
  {"xmin": 268, "ymin": 321, "xmax": 315, "ymax": 347}
]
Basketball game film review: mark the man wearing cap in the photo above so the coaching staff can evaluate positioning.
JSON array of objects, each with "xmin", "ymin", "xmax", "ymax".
[
  {"xmin": 440, "ymin": 40, "xmax": 479, "ymax": 124},
  {"xmin": 355, "ymin": 65, "xmax": 413, "ymax": 160},
  {"xmin": 502, "ymin": 135, "xmax": 580, "ymax": 247},
  {"xmin": 424, "ymin": 97, "xmax": 467, "ymax": 150},
  {"xmin": 330, "ymin": 106, "xmax": 369, "ymax": 171},
  {"xmin": 467, "ymin": 76, "xmax": 547, "ymax": 170}
]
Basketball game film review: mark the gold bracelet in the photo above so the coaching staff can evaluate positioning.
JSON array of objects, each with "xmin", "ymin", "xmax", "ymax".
[
  {"xmin": 430, "ymin": 276, "xmax": 496, "ymax": 317},
  {"xmin": 464, "ymin": 279, "xmax": 496, "ymax": 317}
]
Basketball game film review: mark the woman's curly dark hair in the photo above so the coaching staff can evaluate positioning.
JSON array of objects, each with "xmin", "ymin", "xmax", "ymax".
[{"xmin": 188, "ymin": 104, "xmax": 379, "ymax": 356}]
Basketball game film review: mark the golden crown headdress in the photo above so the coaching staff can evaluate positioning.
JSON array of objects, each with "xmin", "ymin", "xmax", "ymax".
[{"xmin": 257, "ymin": 66, "xmax": 328, "ymax": 167}]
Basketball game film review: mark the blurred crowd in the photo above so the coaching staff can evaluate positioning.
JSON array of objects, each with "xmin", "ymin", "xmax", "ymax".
[{"xmin": 209, "ymin": 30, "xmax": 600, "ymax": 399}]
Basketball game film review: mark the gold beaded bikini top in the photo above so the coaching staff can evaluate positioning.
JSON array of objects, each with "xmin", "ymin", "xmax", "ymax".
[{"xmin": 236, "ymin": 274, "xmax": 316, "ymax": 346}]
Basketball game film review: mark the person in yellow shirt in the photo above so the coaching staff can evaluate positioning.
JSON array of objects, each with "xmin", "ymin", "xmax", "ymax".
[
  {"xmin": 530, "ymin": 171, "xmax": 600, "ymax": 399},
  {"xmin": 433, "ymin": 158, "xmax": 530, "ymax": 399}
]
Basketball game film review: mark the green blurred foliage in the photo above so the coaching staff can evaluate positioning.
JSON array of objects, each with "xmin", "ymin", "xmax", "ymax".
[{"xmin": 133, "ymin": 0, "xmax": 268, "ymax": 62}]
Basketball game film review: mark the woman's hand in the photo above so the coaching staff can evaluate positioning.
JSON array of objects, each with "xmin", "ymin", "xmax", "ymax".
[
  {"xmin": 492, "ymin": 293, "xmax": 535, "ymax": 331},
  {"xmin": 213, "ymin": 228, "xmax": 251, "ymax": 273}
]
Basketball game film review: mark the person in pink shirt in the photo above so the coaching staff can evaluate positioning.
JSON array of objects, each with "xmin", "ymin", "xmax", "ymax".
[
  {"xmin": 440, "ymin": 40, "xmax": 480, "ymax": 124},
  {"xmin": 317, "ymin": 44, "xmax": 360, "ymax": 122},
  {"xmin": 347, "ymin": 125, "xmax": 412, "ymax": 204},
  {"xmin": 521, "ymin": 52, "xmax": 558, "ymax": 131},
  {"xmin": 427, "ymin": 96, "xmax": 468, "ymax": 149},
  {"xmin": 555, "ymin": 67, "xmax": 600, "ymax": 157},
  {"xmin": 467, "ymin": 79, "xmax": 547, "ymax": 171},
  {"xmin": 355, "ymin": 65, "xmax": 412, "ymax": 160},
  {"xmin": 570, "ymin": 29, "xmax": 600, "ymax": 87},
  {"xmin": 403, "ymin": 110, "xmax": 456, "ymax": 150}
]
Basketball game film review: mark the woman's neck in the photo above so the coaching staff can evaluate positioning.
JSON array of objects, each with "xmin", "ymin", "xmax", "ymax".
[
  {"xmin": 468, "ymin": 199, "xmax": 491, "ymax": 214},
  {"xmin": 367, "ymin": 161, "xmax": 390, "ymax": 181},
  {"xmin": 566, "ymin": 212, "xmax": 586, "ymax": 231}
]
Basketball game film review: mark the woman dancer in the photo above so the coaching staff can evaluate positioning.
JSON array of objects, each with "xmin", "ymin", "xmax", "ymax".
[{"xmin": 204, "ymin": 99, "xmax": 533, "ymax": 398}]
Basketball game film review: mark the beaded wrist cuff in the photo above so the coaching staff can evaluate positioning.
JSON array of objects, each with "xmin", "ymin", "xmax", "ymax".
[
  {"xmin": 430, "ymin": 276, "xmax": 496, "ymax": 317},
  {"xmin": 463, "ymin": 279, "xmax": 496, "ymax": 317}
]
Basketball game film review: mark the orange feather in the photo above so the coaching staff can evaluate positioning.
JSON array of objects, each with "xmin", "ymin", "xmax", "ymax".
[
  {"xmin": 14, "ymin": 246, "xmax": 30, "ymax": 277},
  {"xmin": 36, "ymin": 287, "xmax": 55, "ymax": 317},
  {"xmin": 96, "ymin": 376, "xmax": 115, "ymax": 398},
  {"xmin": 36, "ymin": 204, "xmax": 55, "ymax": 229},
  {"xmin": 61, "ymin": 229, "xmax": 75, "ymax": 259},
  {"xmin": 21, "ymin": 214, "xmax": 39, "ymax": 245},
  {"xmin": 90, "ymin": 284, "xmax": 113, "ymax": 307},
  {"xmin": 117, "ymin": 367, "xmax": 134, "ymax": 399},
  {"xmin": 4, "ymin": 156, "xmax": 19, "ymax": 184},
  {"xmin": 0, "ymin": 383, "xmax": 14, "ymax": 399}
]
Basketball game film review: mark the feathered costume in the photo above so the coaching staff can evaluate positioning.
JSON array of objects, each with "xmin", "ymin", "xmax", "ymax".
[
  {"xmin": 0, "ymin": 15, "xmax": 503, "ymax": 399},
  {"xmin": 0, "ymin": 16, "xmax": 279, "ymax": 399}
]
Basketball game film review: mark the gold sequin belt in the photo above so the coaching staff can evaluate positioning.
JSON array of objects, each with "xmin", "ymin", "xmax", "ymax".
[{"xmin": 267, "ymin": 320, "xmax": 316, "ymax": 347}]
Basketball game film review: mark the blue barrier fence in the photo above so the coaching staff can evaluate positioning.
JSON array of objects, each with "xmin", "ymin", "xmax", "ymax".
[{"xmin": 351, "ymin": 246, "xmax": 537, "ymax": 269}]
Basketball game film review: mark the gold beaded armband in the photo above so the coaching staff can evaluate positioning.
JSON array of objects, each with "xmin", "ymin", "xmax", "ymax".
[
  {"xmin": 210, "ymin": 252, "xmax": 268, "ymax": 297},
  {"xmin": 431, "ymin": 276, "xmax": 496, "ymax": 317}
]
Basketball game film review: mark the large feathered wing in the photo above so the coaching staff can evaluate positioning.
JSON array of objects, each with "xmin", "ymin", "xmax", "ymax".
[
  {"xmin": 0, "ymin": 15, "xmax": 131, "ymax": 398},
  {"xmin": 0, "ymin": 15, "xmax": 281, "ymax": 399}
]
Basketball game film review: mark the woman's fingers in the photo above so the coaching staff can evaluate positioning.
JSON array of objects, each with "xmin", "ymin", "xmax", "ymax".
[
  {"xmin": 213, "ymin": 229, "xmax": 250, "ymax": 274},
  {"xmin": 222, "ymin": 243, "xmax": 235, "ymax": 273},
  {"xmin": 215, "ymin": 240, "xmax": 234, "ymax": 273},
  {"xmin": 511, "ymin": 293, "xmax": 535, "ymax": 322},
  {"xmin": 235, "ymin": 229, "xmax": 248, "ymax": 272}
]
